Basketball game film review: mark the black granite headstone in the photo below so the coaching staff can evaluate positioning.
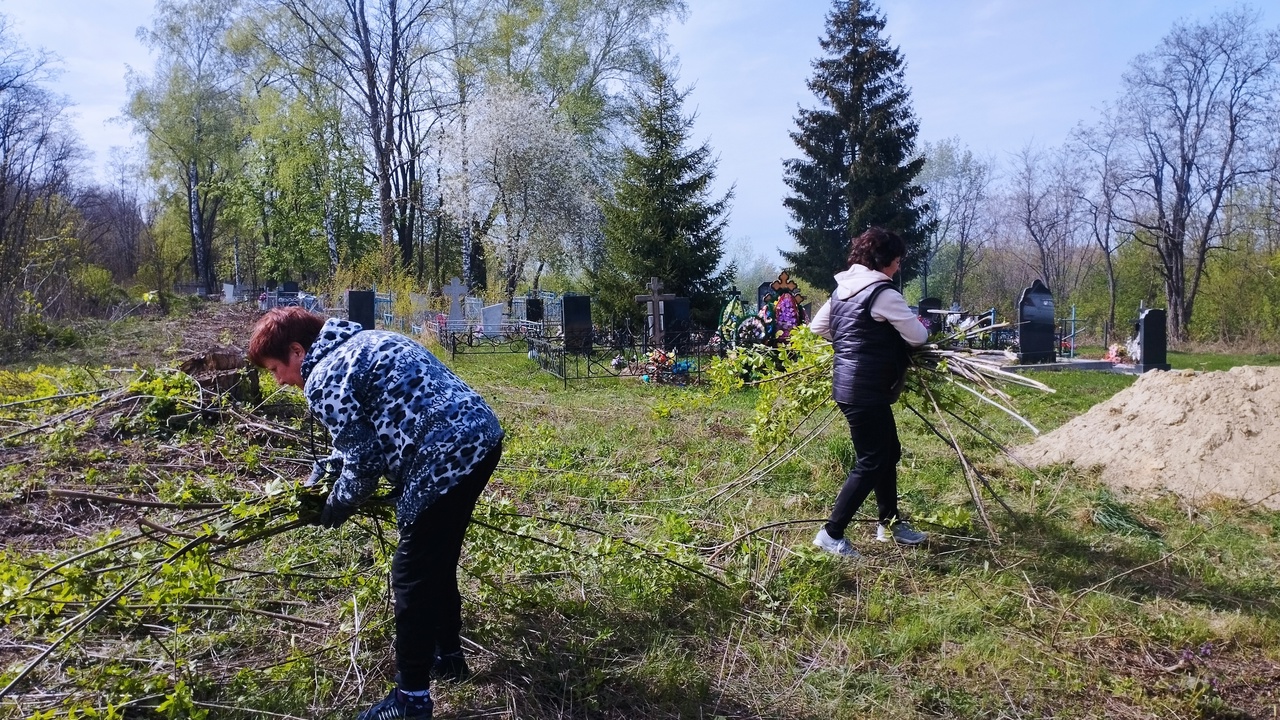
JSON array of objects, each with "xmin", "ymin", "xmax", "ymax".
[
  {"xmin": 562, "ymin": 295, "xmax": 592, "ymax": 354},
  {"xmin": 918, "ymin": 297, "xmax": 943, "ymax": 335},
  {"xmin": 347, "ymin": 290, "xmax": 376, "ymax": 330},
  {"xmin": 1016, "ymin": 279, "xmax": 1055, "ymax": 364},
  {"xmin": 756, "ymin": 281, "xmax": 772, "ymax": 310},
  {"xmin": 1136, "ymin": 308, "xmax": 1171, "ymax": 372},
  {"xmin": 663, "ymin": 297, "xmax": 691, "ymax": 353},
  {"xmin": 526, "ymin": 297, "xmax": 544, "ymax": 323}
]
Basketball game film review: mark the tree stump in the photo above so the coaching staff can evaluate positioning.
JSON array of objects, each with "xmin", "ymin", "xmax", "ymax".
[{"xmin": 178, "ymin": 346, "xmax": 261, "ymax": 405}]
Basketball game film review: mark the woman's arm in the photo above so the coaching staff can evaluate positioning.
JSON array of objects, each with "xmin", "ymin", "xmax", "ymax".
[
  {"xmin": 305, "ymin": 354, "xmax": 387, "ymax": 508},
  {"xmin": 808, "ymin": 300, "xmax": 834, "ymax": 340},
  {"xmin": 871, "ymin": 290, "xmax": 929, "ymax": 347}
]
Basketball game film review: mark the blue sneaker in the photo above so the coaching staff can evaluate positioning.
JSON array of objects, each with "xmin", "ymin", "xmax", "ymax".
[
  {"xmin": 813, "ymin": 528, "xmax": 862, "ymax": 559},
  {"xmin": 357, "ymin": 688, "xmax": 433, "ymax": 720},
  {"xmin": 877, "ymin": 520, "xmax": 927, "ymax": 546}
]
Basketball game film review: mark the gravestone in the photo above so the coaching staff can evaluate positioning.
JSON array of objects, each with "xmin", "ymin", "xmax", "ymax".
[
  {"xmin": 347, "ymin": 290, "xmax": 376, "ymax": 330},
  {"xmin": 463, "ymin": 297, "xmax": 483, "ymax": 325},
  {"xmin": 1135, "ymin": 308, "xmax": 1171, "ymax": 373},
  {"xmin": 442, "ymin": 277, "xmax": 467, "ymax": 325},
  {"xmin": 562, "ymin": 295, "xmax": 592, "ymax": 354},
  {"xmin": 480, "ymin": 304, "xmax": 503, "ymax": 337},
  {"xmin": 664, "ymin": 297, "xmax": 691, "ymax": 354},
  {"xmin": 918, "ymin": 297, "xmax": 943, "ymax": 335},
  {"xmin": 635, "ymin": 277, "xmax": 676, "ymax": 348},
  {"xmin": 281, "ymin": 281, "xmax": 300, "ymax": 295},
  {"xmin": 222, "ymin": 283, "xmax": 237, "ymax": 304},
  {"xmin": 526, "ymin": 297, "xmax": 544, "ymax": 323},
  {"xmin": 1016, "ymin": 280, "xmax": 1055, "ymax": 364},
  {"xmin": 756, "ymin": 281, "xmax": 772, "ymax": 310}
]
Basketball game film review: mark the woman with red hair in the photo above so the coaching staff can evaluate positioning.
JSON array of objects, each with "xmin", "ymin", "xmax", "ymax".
[{"xmin": 250, "ymin": 307, "xmax": 503, "ymax": 720}]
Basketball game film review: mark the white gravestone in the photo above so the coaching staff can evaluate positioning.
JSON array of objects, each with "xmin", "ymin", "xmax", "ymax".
[{"xmin": 480, "ymin": 304, "xmax": 504, "ymax": 337}]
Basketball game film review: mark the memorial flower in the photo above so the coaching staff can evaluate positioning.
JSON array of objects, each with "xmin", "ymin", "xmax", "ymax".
[
  {"xmin": 774, "ymin": 293, "xmax": 800, "ymax": 342},
  {"xmin": 736, "ymin": 316, "xmax": 767, "ymax": 346}
]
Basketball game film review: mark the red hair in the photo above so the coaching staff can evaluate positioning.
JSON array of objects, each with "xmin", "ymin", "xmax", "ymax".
[{"xmin": 248, "ymin": 307, "xmax": 326, "ymax": 365}]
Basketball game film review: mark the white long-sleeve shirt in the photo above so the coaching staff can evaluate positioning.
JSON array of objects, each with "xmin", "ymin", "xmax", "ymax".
[{"xmin": 808, "ymin": 264, "xmax": 929, "ymax": 347}]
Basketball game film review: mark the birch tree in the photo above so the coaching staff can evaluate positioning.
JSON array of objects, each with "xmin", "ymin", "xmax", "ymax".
[
  {"xmin": 271, "ymin": 0, "xmax": 442, "ymax": 270},
  {"xmin": 1073, "ymin": 112, "xmax": 1132, "ymax": 343},
  {"xmin": 1008, "ymin": 144, "xmax": 1095, "ymax": 303},
  {"xmin": 128, "ymin": 0, "xmax": 247, "ymax": 295},
  {"xmin": 919, "ymin": 138, "xmax": 994, "ymax": 305}
]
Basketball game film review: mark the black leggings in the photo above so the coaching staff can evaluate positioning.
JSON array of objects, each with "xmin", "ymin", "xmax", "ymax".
[
  {"xmin": 823, "ymin": 403, "xmax": 900, "ymax": 539},
  {"xmin": 392, "ymin": 441, "xmax": 502, "ymax": 691}
]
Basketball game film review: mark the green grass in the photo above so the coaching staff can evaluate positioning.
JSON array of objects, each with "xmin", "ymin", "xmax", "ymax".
[
  {"xmin": 1075, "ymin": 344, "xmax": 1280, "ymax": 372},
  {"xmin": 1167, "ymin": 349, "xmax": 1280, "ymax": 371},
  {"xmin": 1, "ymin": 317, "xmax": 1278, "ymax": 719}
]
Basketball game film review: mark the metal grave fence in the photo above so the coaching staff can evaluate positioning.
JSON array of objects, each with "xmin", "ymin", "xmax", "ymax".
[{"xmin": 527, "ymin": 322, "xmax": 716, "ymax": 388}]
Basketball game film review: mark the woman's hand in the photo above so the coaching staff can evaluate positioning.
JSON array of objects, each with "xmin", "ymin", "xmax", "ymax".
[{"xmin": 318, "ymin": 497, "xmax": 356, "ymax": 528}]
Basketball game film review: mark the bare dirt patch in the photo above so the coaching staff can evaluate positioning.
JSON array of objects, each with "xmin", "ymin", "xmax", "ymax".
[{"xmin": 1016, "ymin": 366, "xmax": 1280, "ymax": 509}]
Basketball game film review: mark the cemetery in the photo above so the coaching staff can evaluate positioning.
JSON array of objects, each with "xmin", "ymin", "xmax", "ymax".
[
  {"xmin": 2, "ymin": 1, "xmax": 1279, "ymax": 718},
  {"xmin": 4, "ymin": 291, "xmax": 1279, "ymax": 718}
]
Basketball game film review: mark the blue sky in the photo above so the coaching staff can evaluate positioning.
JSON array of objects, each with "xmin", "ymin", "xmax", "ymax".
[
  {"xmin": 668, "ymin": 0, "xmax": 1242, "ymax": 265},
  {"xmin": 1, "ymin": 0, "xmax": 1248, "ymax": 265}
]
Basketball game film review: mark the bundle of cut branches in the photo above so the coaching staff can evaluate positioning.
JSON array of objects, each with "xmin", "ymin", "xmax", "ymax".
[
  {"xmin": 1, "ymin": 364, "xmax": 735, "ymax": 717},
  {"xmin": 708, "ymin": 320, "xmax": 1055, "ymax": 541},
  {"xmin": 2, "ymin": 475, "xmax": 738, "ymax": 713}
]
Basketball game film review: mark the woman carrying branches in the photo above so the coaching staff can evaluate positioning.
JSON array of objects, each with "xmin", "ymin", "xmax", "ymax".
[
  {"xmin": 807, "ymin": 227, "xmax": 930, "ymax": 559},
  {"xmin": 249, "ymin": 307, "xmax": 504, "ymax": 720}
]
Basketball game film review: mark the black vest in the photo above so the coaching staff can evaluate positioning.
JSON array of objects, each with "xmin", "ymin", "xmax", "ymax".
[{"xmin": 830, "ymin": 282, "xmax": 909, "ymax": 406}]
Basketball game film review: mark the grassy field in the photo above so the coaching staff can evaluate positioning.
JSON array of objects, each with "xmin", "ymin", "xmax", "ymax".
[
  {"xmin": 1073, "ymin": 345, "xmax": 1280, "ymax": 372},
  {"xmin": 1, "ymin": 306, "xmax": 1278, "ymax": 719},
  {"xmin": 1166, "ymin": 350, "xmax": 1280, "ymax": 372}
]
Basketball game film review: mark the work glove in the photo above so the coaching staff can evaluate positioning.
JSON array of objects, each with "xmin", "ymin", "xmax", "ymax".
[
  {"xmin": 318, "ymin": 496, "xmax": 356, "ymax": 529},
  {"xmin": 305, "ymin": 457, "xmax": 344, "ymax": 487}
]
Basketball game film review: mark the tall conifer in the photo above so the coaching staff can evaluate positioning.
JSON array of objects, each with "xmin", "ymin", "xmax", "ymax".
[
  {"xmin": 782, "ymin": 0, "xmax": 930, "ymax": 292},
  {"xmin": 593, "ymin": 64, "xmax": 734, "ymax": 329}
]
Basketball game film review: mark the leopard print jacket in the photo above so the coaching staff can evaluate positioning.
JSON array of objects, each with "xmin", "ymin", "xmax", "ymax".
[{"xmin": 301, "ymin": 318, "xmax": 504, "ymax": 528}]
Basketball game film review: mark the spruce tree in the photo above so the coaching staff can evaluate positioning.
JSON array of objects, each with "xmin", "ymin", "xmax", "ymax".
[
  {"xmin": 593, "ymin": 64, "xmax": 734, "ymax": 329},
  {"xmin": 782, "ymin": 0, "xmax": 930, "ymax": 292}
]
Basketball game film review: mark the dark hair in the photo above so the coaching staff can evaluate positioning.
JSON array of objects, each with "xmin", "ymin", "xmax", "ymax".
[
  {"xmin": 248, "ymin": 307, "xmax": 326, "ymax": 365},
  {"xmin": 846, "ymin": 227, "xmax": 906, "ymax": 272}
]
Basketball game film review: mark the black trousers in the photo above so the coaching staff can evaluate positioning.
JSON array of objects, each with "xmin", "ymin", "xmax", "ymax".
[
  {"xmin": 824, "ymin": 403, "xmax": 901, "ymax": 539},
  {"xmin": 392, "ymin": 440, "xmax": 502, "ymax": 691}
]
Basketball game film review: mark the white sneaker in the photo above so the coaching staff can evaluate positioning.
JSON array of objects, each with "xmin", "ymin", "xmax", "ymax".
[
  {"xmin": 877, "ymin": 521, "xmax": 927, "ymax": 546},
  {"xmin": 813, "ymin": 528, "xmax": 861, "ymax": 559}
]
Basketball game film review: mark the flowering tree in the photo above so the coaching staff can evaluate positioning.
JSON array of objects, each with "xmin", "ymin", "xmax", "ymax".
[{"xmin": 438, "ymin": 82, "xmax": 595, "ymax": 302}]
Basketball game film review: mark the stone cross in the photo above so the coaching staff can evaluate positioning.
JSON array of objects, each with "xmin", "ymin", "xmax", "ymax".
[
  {"xmin": 443, "ymin": 277, "xmax": 467, "ymax": 323},
  {"xmin": 635, "ymin": 276, "xmax": 676, "ymax": 347}
]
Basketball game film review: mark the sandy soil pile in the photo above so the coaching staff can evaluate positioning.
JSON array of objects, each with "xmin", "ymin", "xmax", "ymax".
[{"xmin": 1016, "ymin": 366, "xmax": 1280, "ymax": 509}]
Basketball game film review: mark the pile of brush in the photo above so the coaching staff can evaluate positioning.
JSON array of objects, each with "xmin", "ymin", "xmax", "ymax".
[{"xmin": 709, "ymin": 319, "xmax": 1055, "ymax": 540}]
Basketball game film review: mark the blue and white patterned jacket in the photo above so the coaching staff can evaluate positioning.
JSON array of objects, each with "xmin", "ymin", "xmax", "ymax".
[{"xmin": 301, "ymin": 318, "xmax": 504, "ymax": 527}]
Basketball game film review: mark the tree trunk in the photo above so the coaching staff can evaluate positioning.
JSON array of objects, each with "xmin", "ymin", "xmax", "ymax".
[
  {"xmin": 461, "ymin": 223, "xmax": 473, "ymax": 290},
  {"xmin": 187, "ymin": 160, "xmax": 212, "ymax": 294},
  {"xmin": 1104, "ymin": 252, "xmax": 1117, "ymax": 346},
  {"xmin": 324, "ymin": 190, "xmax": 339, "ymax": 271}
]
